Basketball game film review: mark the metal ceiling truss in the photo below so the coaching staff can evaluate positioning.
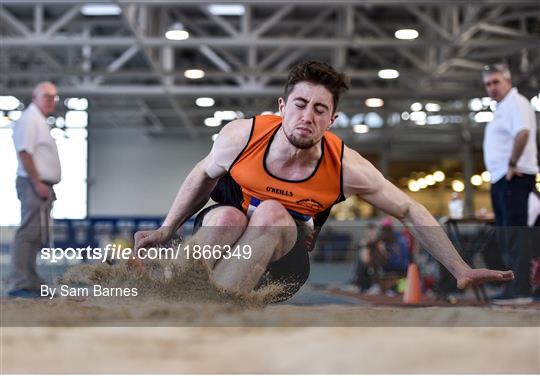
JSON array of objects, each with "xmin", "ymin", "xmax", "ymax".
[{"xmin": 1, "ymin": 1, "xmax": 539, "ymax": 143}]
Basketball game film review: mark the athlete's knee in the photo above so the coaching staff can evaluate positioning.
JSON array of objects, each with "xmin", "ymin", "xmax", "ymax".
[
  {"xmin": 250, "ymin": 200, "xmax": 297, "ymax": 254},
  {"xmin": 252, "ymin": 200, "xmax": 294, "ymax": 227},
  {"xmin": 203, "ymin": 206, "xmax": 247, "ymax": 228}
]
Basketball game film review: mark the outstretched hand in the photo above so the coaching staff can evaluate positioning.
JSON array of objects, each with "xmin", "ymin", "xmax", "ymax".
[
  {"xmin": 128, "ymin": 227, "xmax": 172, "ymax": 273},
  {"xmin": 456, "ymin": 268, "xmax": 514, "ymax": 289},
  {"xmin": 134, "ymin": 227, "xmax": 171, "ymax": 251}
]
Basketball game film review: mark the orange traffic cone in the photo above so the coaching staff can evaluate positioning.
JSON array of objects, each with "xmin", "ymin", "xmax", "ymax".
[{"xmin": 403, "ymin": 262, "xmax": 421, "ymax": 304}]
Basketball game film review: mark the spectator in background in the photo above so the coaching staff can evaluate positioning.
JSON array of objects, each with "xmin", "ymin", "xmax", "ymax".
[
  {"xmin": 400, "ymin": 226, "xmax": 416, "ymax": 259},
  {"xmin": 8, "ymin": 81, "xmax": 61, "ymax": 298},
  {"xmin": 352, "ymin": 222, "xmax": 378, "ymax": 290},
  {"xmin": 482, "ymin": 64, "xmax": 538, "ymax": 301},
  {"xmin": 377, "ymin": 218, "xmax": 410, "ymax": 274},
  {"xmin": 352, "ymin": 218, "xmax": 410, "ymax": 292}
]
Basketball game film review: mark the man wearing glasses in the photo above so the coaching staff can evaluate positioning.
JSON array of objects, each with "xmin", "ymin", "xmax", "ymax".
[
  {"xmin": 482, "ymin": 64, "xmax": 538, "ymax": 302},
  {"xmin": 9, "ymin": 81, "xmax": 61, "ymax": 298}
]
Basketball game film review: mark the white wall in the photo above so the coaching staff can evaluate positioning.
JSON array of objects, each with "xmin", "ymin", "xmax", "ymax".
[{"xmin": 88, "ymin": 130, "xmax": 213, "ymax": 216}]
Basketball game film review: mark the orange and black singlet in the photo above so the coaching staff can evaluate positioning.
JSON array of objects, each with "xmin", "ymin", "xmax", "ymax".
[{"xmin": 210, "ymin": 114, "xmax": 345, "ymax": 229}]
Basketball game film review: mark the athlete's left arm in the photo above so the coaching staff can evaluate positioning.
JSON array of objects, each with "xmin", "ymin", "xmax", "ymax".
[{"xmin": 342, "ymin": 146, "xmax": 513, "ymax": 289}]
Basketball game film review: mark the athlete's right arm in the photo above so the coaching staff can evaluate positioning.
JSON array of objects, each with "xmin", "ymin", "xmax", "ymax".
[{"xmin": 133, "ymin": 118, "xmax": 252, "ymax": 252}]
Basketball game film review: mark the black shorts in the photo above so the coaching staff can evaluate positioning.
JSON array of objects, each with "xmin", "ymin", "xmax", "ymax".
[{"xmin": 193, "ymin": 204, "xmax": 310, "ymax": 302}]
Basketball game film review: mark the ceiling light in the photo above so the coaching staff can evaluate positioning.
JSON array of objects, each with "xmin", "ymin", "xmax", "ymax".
[
  {"xmin": 204, "ymin": 117, "xmax": 221, "ymax": 127},
  {"xmin": 165, "ymin": 23, "xmax": 189, "ymax": 41},
  {"xmin": 481, "ymin": 171, "xmax": 491, "ymax": 182},
  {"xmin": 468, "ymin": 98, "xmax": 483, "ymax": 112},
  {"xmin": 364, "ymin": 112, "xmax": 384, "ymax": 128},
  {"xmin": 452, "ymin": 180, "xmax": 465, "ymax": 192},
  {"xmin": 378, "ymin": 69, "xmax": 399, "ymax": 79},
  {"xmin": 425, "ymin": 174, "xmax": 436, "ymax": 186},
  {"xmin": 395, "ymin": 29, "xmax": 419, "ymax": 40},
  {"xmin": 470, "ymin": 175, "xmax": 483, "ymax": 186},
  {"xmin": 427, "ymin": 115, "xmax": 444, "ymax": 125},
  {"xmin": 196, "ymin": 97, "xmax": 215, "ymax": 107},
  {"xmin": 410, "ymin": 111, "xmax": 426, "ymax": 122},
  {"xmin": 352, "ymin": 124, "xmax": 369, "ymax": 134},
  {"xmin": 474, "ymin": 111, "xmax": 494, "ymax": 123},
  {"xmin": 184, "ymin": 69, "xmax": 205, "ymax": 79},
  {"xmin": 208, "ymin": 4, "xmax": 245, "ymax": 16},
  {"xmin": 408, "ymin": 180, "xmax": 420, "ymax": 192},
  {"xmin": 81, "ymin": 4, "xmax": 121, "ymax": 16},
  {"xmin": 214, "ymin": 110, "xmax": 237, "ymax": 121},
  {"xmin": 0, "ymin": 96, "xmax": 20, "ymax": 111},
  {"xmin": 425, "ymin": 103, "xmax": 441, "ymax": 112},
  {"xmin": 65, "ymin": 98, "xmax": 88, "ymax": 111},
  {"xmin": 55, "ymin": 116, "xmax": 65, "ymax": 128},
  {"xmin": 351, "ymin": 113, "xmax": 363, "ymax": 126},
  {"xmin": 410, "ymin": 102, "xmax": 422, "ymax": 112},
  {"xmin": 364, "ymin": 98, "xmax": 384, "ymax": 108},
  {"xmin": 334, "ymin": 112, "xmax": 349, "ymax": 127},
  {"xmin": 65, "ymin": 111, "xmax": 88, "ymax": 128},
  {"xmin": 433, "ymin": 170, "xmax": 445, "ymax": 182},
  {"xmin": 481, "ymin": 97, "xmax": 492, "ymax": 107}
]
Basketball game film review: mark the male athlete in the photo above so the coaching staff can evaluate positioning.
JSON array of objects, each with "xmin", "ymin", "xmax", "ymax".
[{"xmin": 135, "ymin": 61, "xmax": 513, "ymax": 300}]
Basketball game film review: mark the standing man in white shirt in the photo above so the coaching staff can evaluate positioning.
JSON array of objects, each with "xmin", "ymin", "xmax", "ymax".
[
  {"xmin": 482, "ymin": 64, "xmax": 539, "ymax": 300},
  {"xmin": 9, "ymin": 81, "xmax": 62, "ymax": 298}
]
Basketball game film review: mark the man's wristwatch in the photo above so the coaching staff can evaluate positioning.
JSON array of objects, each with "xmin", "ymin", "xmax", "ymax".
[{"xmin": 509, "ymin": 160, "xmax": 517, "ymax": 167}]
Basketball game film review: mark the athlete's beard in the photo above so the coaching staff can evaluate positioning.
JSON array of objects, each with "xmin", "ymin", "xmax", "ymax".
[{"xmin": 284, "ymin": 129, "xmax": 317, "ymax": 149}]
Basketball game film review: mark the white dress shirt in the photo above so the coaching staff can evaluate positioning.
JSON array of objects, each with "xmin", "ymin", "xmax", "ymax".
[
  {"xmin": 483, "ymin": 87, "xmax": 538, "ymax": 183},
  {"xmin": 12, "ymin": 103, "xmax": 61, "ymax": 184}
]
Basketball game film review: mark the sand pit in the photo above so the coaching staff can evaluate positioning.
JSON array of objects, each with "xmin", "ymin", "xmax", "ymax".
[
  {"xmin": 2, "ymin": 258, "xmax": 538, "ymax": 327},
  {"xmin": 1, "ymin": 297, "xmax": 539, "ymax": 373},
  {"xmin": 1, "ymin": 297, "xmax": 539, "ymax": 327},
  {"xmin": 1, "ymin": 261, "xmax": 538, "ymax": 373},
  {"xmin": 1, "ymin": 325, "xmax": 538, "ymax": 373}
]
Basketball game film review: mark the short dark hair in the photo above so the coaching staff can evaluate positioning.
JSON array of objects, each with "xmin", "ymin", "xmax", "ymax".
[{"xmin": 284, "ymin": 61, "xmax": 350, "ymax": 113}]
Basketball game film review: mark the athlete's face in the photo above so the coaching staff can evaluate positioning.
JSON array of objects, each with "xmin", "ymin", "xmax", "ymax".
[
  {"xmin": 279, "ymin": 81, "xmax": 338, "ymax": 149},
  {"xmin": 483, "ymin": 72, "xmax": 512, "ymax": 102}
]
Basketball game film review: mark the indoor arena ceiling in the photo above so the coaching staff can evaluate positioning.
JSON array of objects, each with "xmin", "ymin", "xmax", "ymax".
[{"xmin": 1, "ymin": 0, "xmax": 539, "ymax": 157}]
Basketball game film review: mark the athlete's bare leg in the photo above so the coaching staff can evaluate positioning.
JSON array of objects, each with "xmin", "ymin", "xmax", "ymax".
[
  {"xmin": 181, "ymin": 201, "xmax": 296, "ymax": 294},
  {"xmin": 210, "ymin": 200, "xmax": 297, "ymax": 294},
  {"xmin": 181, "ymin": 206, "xmax": 248, "ymax": 269}
]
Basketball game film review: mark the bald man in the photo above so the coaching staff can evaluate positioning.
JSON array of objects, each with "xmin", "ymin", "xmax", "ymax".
[{"xmin": 9, "ymin": 82, "xmax": 61, "ymax": 298}]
